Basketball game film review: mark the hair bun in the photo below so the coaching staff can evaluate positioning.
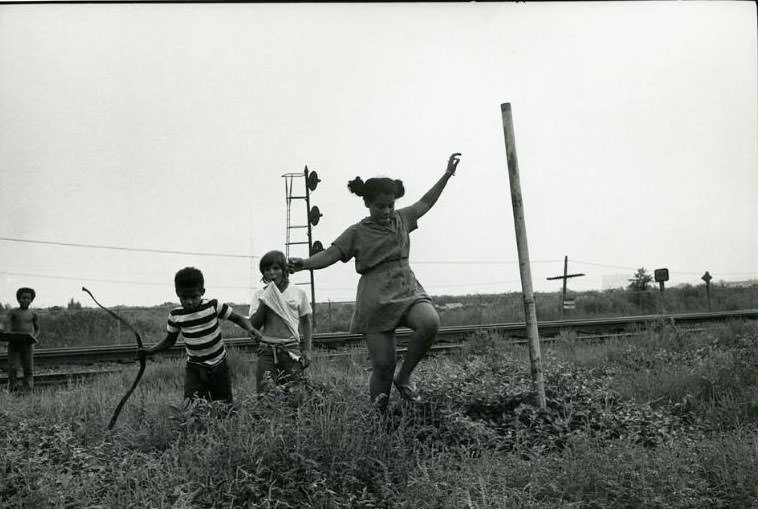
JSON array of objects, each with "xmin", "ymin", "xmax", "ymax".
[
  {"xmin": 347, "ymin": 176, "xmax": 365, "ymax": 196},
  {"xmin": 393, "ymin": 179, "xmax": 405, "ymax": 198}
]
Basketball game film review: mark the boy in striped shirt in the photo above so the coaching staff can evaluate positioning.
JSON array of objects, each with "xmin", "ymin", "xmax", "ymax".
[{"xmin": 144, "ymin": 267, "xmax": 261, "ymax": 404}]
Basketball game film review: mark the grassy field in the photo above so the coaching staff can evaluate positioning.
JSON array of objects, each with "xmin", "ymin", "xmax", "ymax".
[{"xmin": 2, "ymin": 321, "xmax": 758, "ymax": 507}]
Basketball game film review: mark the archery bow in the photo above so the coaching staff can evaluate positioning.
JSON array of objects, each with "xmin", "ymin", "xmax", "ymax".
[{"xmin": 82, "ymin": 287, "xmax": 146, "ymax": 430}]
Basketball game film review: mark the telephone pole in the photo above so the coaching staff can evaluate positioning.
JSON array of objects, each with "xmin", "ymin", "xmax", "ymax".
[
  {"xmin": 546, "ymin": 256, "xmax": 585, "ymax": 318},
  {"xmin": 501, "ymin": 102, "xmax": 546, "ymax": 410}
]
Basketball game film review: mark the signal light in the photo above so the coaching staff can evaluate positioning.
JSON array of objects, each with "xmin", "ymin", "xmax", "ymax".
[
  {"xmin": 310, "ymin": 241, "xmax": 324, "ymax": 256},
  {"xmin": 307, "ymin": 171, "xmax": 320, "ymax": 191},
  {"xmin": 309, "ymin": 206, "xmax": 322, "ymax": 226}
]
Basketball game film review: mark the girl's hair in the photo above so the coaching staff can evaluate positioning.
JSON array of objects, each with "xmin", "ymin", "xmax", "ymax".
[
  {"xmin": 16, "ymin": 287, "xmax": 35, "ymax": 301},
  {"xmin": 259, "ymin": 250, "xmax": 289, "ymax": 283},
  {"xmin": 347, "ymin": 177, "xmax": 405, "ymax": 202},
  {"xmin": 175, "ymin": 267, "xmax": 204, "ymax": 290}
]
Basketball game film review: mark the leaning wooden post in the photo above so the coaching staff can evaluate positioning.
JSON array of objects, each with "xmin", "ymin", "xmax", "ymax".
[{"xmin": 501, "ymin": 102, "xmax": 547, "ymax": 410}]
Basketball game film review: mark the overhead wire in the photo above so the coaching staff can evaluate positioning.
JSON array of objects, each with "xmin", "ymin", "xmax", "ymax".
[
  {"xmin": 571, "ymin": 259, "xmax": 757, "ymax": 277},
  {"xmin": 0, "ymin": 236, "xmax": 255, "ymax": 259},
  {"xmin": 2, "ymin": 238, "xmax": 755, "ymax": 297},
  {"xmin": 0, "ymin": 269, "xmax": 522, "ymax": 292}
]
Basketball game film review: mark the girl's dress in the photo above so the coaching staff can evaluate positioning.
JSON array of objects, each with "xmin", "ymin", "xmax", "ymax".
[{"xmin": 332, "ymin": 207, "xmax": 431, "ymax": 333}]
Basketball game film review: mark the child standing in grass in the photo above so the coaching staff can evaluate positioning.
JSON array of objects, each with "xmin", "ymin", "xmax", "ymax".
[
  {"xmin": 289, "ymin": 153, "xmax": 461, "ymax": 411},
  {"xmin": 142, "ymin": 267, "xmax": 261, "ymax": 405},
  {"xmin": 250, "ymin": 250, "xmax": 312, "ymax": 392},
  {"xmin": 3, "ymin": 287, "xmax": 40, "ymax": 392}
]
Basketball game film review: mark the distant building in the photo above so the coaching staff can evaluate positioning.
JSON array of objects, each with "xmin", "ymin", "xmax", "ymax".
[
  {"xmin": 602, "ymin": 274, "xmax": 629, "ymax": 290},
  {"xmin": 721, "ymin": 279, "xmax": 758, "ymax": 288},
  {"xmin": 436, "ymin": 302, "xmax": 464, "ymax": 310}
]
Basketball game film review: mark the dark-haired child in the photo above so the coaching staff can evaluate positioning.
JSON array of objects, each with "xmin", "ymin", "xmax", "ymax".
[
  {"xmin": 290, "ymin": 153, "xmax": 461, "ymax": 410},
  {"xmin": 4, "ymin": 287, "xmax": 40, "ymax": 391},
  {"xmin": 143, "ymin": 267, "xmax": 261, "ymax": 405},
  {"xmin": 249, "ymin": 250, "xmax": 312, "ymax": 392}
]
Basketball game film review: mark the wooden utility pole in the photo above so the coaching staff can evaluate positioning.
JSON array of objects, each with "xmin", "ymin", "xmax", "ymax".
[
  {"xmin": 546, "ymin": 255, "xmax": 585, "ymax": 318},
  {"xmin": 501, "ymin": 103, "xmax": 546, "ymax": 410}
]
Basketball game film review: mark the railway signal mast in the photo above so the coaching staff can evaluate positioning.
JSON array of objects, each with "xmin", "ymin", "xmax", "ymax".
[
  {"xmin": 282, "ymin": 166, "xmax": 324, "ymax": 326},
  {"xmin": 546, "ymin": 256, "xmax": 585, "ymax": 318}
]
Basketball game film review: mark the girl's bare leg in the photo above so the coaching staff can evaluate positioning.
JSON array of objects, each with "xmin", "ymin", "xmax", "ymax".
[
  {"xmin": 395, "ymin": 301, "xmax": 440, "ymax": 386},
  {"xmin": 365, "ymin": 331, "xmax": 397, "ymax": 410}
]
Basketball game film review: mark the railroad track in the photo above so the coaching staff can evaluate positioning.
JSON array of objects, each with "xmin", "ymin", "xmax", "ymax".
[
  {"xmin": 0, "ymin": 328, "xmax": 712, "ymax": 388},
  {"xmin": 1, "ymin": 309, "xmax": 755, "ymax": 372},
  {"xmin": 3, "ymin": 308, "xmax": 753, "ymax": 388},
  {"xmin": 0, "ymin": 368, "xmax": 127, "ymax": 388}
]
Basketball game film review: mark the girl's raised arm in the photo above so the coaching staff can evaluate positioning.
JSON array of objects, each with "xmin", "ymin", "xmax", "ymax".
[
  {"xmin": 289, "ymin": 245, "xmax": 342, "ymax": 273},
  {"xmin": 407, "ymin": 152, "xmax": 461, "ymax": 221}
]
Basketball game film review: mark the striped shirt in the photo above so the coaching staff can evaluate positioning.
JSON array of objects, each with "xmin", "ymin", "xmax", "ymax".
[{"xmin": 167, "ymin": 299, "xmax": 232, "ymax": 367}]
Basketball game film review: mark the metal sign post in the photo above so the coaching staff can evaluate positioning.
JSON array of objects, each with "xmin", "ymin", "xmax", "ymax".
[
  {"xmin": 654, "ymin": 268, "xmax": 669, "ymax": 315},
  {"xmin": 501, "ymin": 102, "xmax": 546, "ymax": 410},
  {"xmin": 702, "ymin": 271, "xmax": 712, "ymax": 311}
]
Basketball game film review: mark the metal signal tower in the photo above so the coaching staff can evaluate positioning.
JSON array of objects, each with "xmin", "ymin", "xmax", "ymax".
[{"xmin": 282, "ymin": 166, "xmax": 323, "ymax": 323}]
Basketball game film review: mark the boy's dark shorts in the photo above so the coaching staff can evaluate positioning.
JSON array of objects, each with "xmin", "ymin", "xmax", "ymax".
[{"xmin": 184, "ymin": 357, "xmax": 233, "ymax": 403}]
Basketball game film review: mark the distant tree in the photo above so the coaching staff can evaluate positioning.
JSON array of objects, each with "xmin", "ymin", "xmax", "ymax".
[
  {"xmin": 628, "ymin": 268, "xmax": 653, "ymax": 291},
  {"xmin": 67, "ymin": 298, "xmax": 82, "ymax": 310}
]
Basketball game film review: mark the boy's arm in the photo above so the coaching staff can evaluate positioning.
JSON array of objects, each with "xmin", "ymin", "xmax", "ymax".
[
  {"xmin": 249, "ymin": 304, "xmax": 267, "ymax": 331},
  {"xmin": 228, "ymin": 311, "xmax": 262, "ymax": 342},
  {"xmin": 299, "ymin": 314, "xmax": 313, "ymax": 362},
  {"xmin": 144, "ymin": 332, "xmax": 179, "ymax": 356},
  {"xmin": 1, "ymin": 310, "xmax": 11, "ymax": 332},
  {"xmin": 32, "ymin": 312, "xmax": 40, "ymax": 338}
]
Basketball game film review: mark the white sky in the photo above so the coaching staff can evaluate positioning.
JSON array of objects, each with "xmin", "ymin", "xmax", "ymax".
[{"xmin": 1, "ymin": 2, "xmax": 756, "ymax": 308}]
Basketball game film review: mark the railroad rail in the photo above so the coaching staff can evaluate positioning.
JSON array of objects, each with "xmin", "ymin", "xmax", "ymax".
[
  {"xmin": 0, "ymin": 368, "xmax": 126, "ymax": 388},
  {"xmin": 1, "ymin": 309, "xmax": 755, "ymax": 368},
  {"xmin": 0, "ymin": 328, "xmax": 715, "ymax": 387},
  {"xmin": 3, "ymin": 308, "xmax": 754, "ymax": 388}
]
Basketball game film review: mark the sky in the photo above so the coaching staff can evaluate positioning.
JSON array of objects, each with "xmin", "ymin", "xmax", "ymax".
[{"xmin": 1, "ymin": 2, "xmax": 756, "ymax": 309}]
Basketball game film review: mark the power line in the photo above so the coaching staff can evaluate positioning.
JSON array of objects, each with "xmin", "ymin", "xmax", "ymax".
[
  {"xmin": 0, "ymin": 269, "xmax": 522, "ymax": 292},
  {"xmin": 412, "ymin": 259, "xmax": 562, "ymax": 265},
  {"xmin": 0, "ymin": 270, "xmax": 252, "ymax": 290},
  {"xmin": 571, "ymin": 259, "xmax": 757, "ymax": 277},
  {"xmin": 6, "ymin": 237, "xmax": 752, "ymax": 276},
  {"xmin": 0, "ymin": 236, "xmax": 256, "ymax": 259},
  {"xmin": 572, "ymin": 260, "xmax": 651, "ymax": 271},
  {"xmin": 0, "ymin": 237, "xmax": 558, "ymax": 266}
]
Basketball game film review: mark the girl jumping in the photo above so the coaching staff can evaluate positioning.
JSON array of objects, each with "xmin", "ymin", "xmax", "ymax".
[{"xmin": 289, "ymin": 152, "xmax": 461, "ymax": 410}]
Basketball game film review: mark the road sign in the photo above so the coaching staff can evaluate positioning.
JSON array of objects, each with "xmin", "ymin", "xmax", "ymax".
[{"xmin": 654, "ymin": 268, "xmax": 669, "ymax": 283}]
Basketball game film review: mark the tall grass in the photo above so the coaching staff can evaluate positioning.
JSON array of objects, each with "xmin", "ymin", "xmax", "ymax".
[{"xmin": 1, "ymin": 323, "xmax": 758, "ymax": 507}]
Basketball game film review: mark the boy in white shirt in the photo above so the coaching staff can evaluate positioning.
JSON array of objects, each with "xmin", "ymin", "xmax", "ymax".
[{"xmin": 250, "ymin": 250, "xmax": 312, "ymax": 392}]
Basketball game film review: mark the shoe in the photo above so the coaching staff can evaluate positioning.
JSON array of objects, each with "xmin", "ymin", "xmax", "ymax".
[
  {"xmin": 393, "ymin": 378, "xmax": 422, "ymax": 403},
  {"xmin": 372, "ymin": 392, "xmax": 389, "ymax": 412}
]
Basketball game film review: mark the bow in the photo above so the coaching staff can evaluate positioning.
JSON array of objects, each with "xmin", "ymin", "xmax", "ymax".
[{"xmin": 82, "ymin": 287, "xmax": 146, "ymax": 430}]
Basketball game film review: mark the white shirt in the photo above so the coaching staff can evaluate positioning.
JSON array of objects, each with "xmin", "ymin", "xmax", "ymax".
[{"xmin": 249, "ymin": 282, "xmax": 311, "ymax": 340}]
